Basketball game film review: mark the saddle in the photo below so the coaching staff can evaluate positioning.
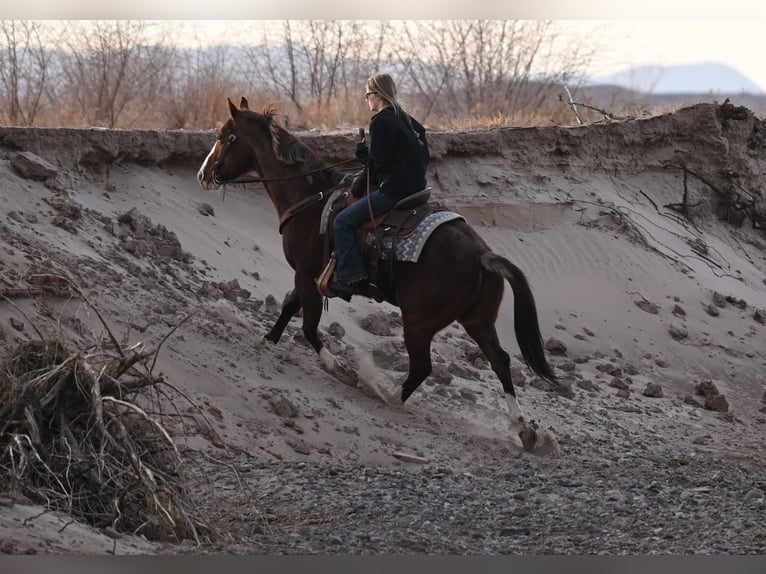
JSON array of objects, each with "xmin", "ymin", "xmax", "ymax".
[{"xmin": 317, "ymin": 186, "xmax": 445, "ymax": 301}]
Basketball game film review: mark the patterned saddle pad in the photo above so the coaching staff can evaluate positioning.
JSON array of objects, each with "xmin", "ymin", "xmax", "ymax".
[{"xmin": 365, "ymin": 210, "xmax": 464, "ymax": 263}]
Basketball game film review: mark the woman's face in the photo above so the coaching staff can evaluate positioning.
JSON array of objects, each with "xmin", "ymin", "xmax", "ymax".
[{"xmin": 365, "ymin": 90, "xmax": 387, "ymax": 112}]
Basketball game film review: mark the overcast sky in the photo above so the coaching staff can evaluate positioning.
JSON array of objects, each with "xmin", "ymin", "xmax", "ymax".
[
  {"xmin": 563, "ymin": 20, "xmax": 766, "ymax": 92},
  {"xmin": 8, "ymin": 2, "xmax": 766, "ymax": 92}
]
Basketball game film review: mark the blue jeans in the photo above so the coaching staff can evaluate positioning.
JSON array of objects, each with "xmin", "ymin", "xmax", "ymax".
[{"xmin": 333, "ymin": 189, "xmax": 399, "ymax": 282}]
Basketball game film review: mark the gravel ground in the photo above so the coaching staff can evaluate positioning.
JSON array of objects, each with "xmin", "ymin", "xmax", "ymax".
[{"xmin": 184, "ymin": 447, "xmax": 766, "ymax": 555}]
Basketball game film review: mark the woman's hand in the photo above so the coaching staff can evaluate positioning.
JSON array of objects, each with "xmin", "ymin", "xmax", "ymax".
[{"xmin": 355, "ymin": 141, "xmax": 369, "ymax": 165}]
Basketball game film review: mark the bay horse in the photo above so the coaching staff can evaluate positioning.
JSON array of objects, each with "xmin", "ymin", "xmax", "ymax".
[{"xmin": 198, "ymin": 97, "xmax": 560, "ymax": 453}]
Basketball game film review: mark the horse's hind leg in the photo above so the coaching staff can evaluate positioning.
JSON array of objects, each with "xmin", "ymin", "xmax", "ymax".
[
  {"xmin": 461, "ymin": 321, "xmax": 559, "ymax": 455},
  {"xmin": 460, "ymin": 321, "xmax": 528, "ymax": 430},
  {"xmin": 264, "ymin": 289, "xmax": 300, "ymax": 344}
]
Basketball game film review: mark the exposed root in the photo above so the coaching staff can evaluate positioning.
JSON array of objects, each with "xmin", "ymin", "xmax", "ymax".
[
  {"xmin": 0, "ymin": 340, "xmax": 210, "ymax": 543},
  {"xmin": 0, "ymin": 274, "xmax": 227, "ymax": 545}
]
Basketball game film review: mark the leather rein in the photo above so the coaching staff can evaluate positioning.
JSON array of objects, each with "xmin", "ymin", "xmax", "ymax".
[
  {"xmin": 212, "ymin": 133, "xmax": 363, "ymax": 235},
  {"xmin": 225, "ymin": 157, "xmax": 359, "ymax": 185}
]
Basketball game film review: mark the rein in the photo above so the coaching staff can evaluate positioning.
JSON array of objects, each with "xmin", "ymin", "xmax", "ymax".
[
  {"xmin": 277, "ymin": 175, "xmax": 354, "ymax": 234},
  {"xmin": 226, "ymin": 157, "xmax": 359, "ymax": 185}
]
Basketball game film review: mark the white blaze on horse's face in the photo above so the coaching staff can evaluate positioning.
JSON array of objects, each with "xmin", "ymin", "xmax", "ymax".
[{"xmin": 197, "ymin": 141, "xmax": 219, "ymax": 190}]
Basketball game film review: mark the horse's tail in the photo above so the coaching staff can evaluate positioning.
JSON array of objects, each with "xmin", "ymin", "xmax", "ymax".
[{"xmin": 480, "ymin": 252, "xmax": 558, "ymax": 385}]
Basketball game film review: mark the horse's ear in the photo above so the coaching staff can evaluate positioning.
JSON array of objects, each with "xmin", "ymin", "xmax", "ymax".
[
  {"xmin": 227, "ymin": 97, "xmax": 239, "ymax": 118},
  {"xmin": 240, "ymin": 96, "xmax": 249, "ymax": 110}
]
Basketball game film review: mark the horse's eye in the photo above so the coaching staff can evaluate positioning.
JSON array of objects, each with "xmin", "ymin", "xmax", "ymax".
[{"xmin": 227, "ymin": 134, "xmax": 237, "ymax": 144}]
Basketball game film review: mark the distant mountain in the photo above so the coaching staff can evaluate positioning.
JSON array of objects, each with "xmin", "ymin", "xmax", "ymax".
[{"xmin": 590, "ymin": 62, "xmax": 765, "ymax": 95}]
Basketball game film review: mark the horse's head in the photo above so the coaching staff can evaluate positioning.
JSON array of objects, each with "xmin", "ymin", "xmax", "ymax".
[
  {"xmin": 197, "ymin": 97, "xmax": 258, "ymax": 190},
  {"xmin": 197, "ymin": 96, "xmax": 326, "ymax": 191}
]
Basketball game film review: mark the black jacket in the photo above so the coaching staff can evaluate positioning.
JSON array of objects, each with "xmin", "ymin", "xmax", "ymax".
[{"xmin": 356, "ymin": 106, "xmax": 429, "ymax": 199}]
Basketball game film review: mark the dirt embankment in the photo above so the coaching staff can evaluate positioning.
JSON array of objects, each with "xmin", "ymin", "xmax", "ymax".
[{"xmin": 3, "ymin": 101, "xmax": 763, "ymax": 225}]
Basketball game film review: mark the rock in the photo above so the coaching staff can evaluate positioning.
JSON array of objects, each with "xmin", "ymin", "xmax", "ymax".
[
  {"xmin": 270, "ymin": 396, "xmax": 300, "ymax": 418},
  {"xmin": 286, "ymin": 438, "xmax": 311, "ymax": 455},
  {"xmin": 672, "ymin": 304, "xmax": 686, "ymax": 317},
  {"xmin": 609, "ymin": 377, "xmax": 629, "ymax": 390},
  {"xmin": 9, "ymin": 317, "xmax": 24, "ymax": 331},
  {"xmin": 597, "ymin": 363, "xmax": 623, "ymax": 377},
  {"xmin": 217, "ymin": 278, "xmax": 250, "ymax": 301},
  {"xmin": 704, "ymin": 304, "xmax": 720, "ymax": 317},
  {"xmin": 264, "ymin": 294, "xmax": 280, "ymax": 313},
  {"xmin": 695, "ymin": 380, "xmax": 720, "ymax": 397},
  {"xmin": 623, "ymin": 363, "xmax": 640, "ymax": 376},
  {"xmin": 643, "ymin": 383, "xmax": 664, "ymax": 398},
  {"xmin": 544, "ymin": 337, "xmax": 567, "ymax": 356},
  {"xmin": 576, "ymin": 378, "xmax": 599, "ymax": 392},
  {"xmin": 635, "ymin": 300, "xmax": 660, "ymax": 314},
  {"xmin": 511, "ymin": 366, "xmax": 527, "ymax": 386},
  {"xmin": 683, "ymin": 395, "xmax": 702, "ymax": 407},
  {"xmin": 447, "ymin": 362, "xmax": 482, "ymax": 381},
  {"xmin": 198, "ymin": 202, "xmax": 215, "ymax": 216},
  {"xmin": 552, "ymin": 379, "xmax": 575, "ymax": 399},
  {"xmin": 712, "ymin": 292, "xmax": 727, "ymax": 308},
  {"xmin": 725, "ymin": 295, "xmax": 747, "ymax": 309},
  {"xmin": 558, "ymin": 361, "xmax": 577, "ymax": 372},
  {"xmin": 668, "ymin": 324, "xmax": 688, "ymax": 341},
  {"xmin": 327, "ymin": 321, "xmax": 346, "ymax": 339},
  {"xmin": 11, "ymin": 151, "xmax": 59, "ymax": 181},
  {"xmin": 704, "ymin": 394, "xmax": 729, "ymax": 413},
  {"xmin": 430, "ymin": 364, "xmax": 453, "ymax": 386},
  {"xmin": 359, "ymin": 312, "xmax": 394, "ymax": 336},
  {"xmin": 530, "ymin": 379, "xmax": 552, "ymax": 392}
]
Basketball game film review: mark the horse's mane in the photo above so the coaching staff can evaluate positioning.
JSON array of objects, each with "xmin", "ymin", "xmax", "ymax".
[{"xmin": 259, "ymin": 105, "xmax": 329, "ymax": 176}]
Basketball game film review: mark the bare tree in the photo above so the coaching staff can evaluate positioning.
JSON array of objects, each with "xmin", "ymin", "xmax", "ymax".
[
  {"xmin": 393, "ymin": 20, "xmax": 595, "ymax": 126},
  {"xmin": 0, "ymin": 20, "xmax": 603, "ymax": 129},
  {"xmin": 57, "ymin": 21, "xmax": 175, "ymax": 128},
  {"xmin": 0, "ymin": 20, "xmax": 55, "ymax": 125},
  {"xmin": 242, "ymin": 20, "xmax": 392, "ymax": 127},
  {"xmin": 165, "ymin": 43, "xmax": 248, "ymax": 129}
]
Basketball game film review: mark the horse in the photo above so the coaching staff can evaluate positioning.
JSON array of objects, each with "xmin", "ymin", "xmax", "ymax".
[{"xmin": 198, "ymin": 97, "xmax": 560, "ymax": 453}]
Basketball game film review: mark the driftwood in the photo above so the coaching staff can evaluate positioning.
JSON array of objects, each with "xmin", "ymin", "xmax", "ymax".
[{"xmin": 0, "ymin": 274, "xmax": 213, "ymax": 544}]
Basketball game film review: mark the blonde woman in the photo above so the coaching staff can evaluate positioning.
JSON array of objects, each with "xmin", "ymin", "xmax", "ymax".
[{"xmin": 329, "ymin": 73, "xmax": 430, "ymax": 301}]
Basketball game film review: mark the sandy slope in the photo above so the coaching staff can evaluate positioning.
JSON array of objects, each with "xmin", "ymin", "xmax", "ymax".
[{"xmin": 0, "ymin": 102, "xmax": 764, "ymax": 554}]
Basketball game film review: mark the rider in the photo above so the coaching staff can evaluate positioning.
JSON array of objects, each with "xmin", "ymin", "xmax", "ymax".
[{"xmin": 328, "ymin": 72, "xmax": 430, "ymax": 301}]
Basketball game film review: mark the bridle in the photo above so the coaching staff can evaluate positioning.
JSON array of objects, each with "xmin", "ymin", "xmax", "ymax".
[{"xmin": 211, "ymin": 133, "xmax": 238, "ymax": 187}]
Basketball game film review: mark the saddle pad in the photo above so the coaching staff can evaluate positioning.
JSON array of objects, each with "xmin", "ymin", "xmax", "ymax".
[{"xmin": 370, "ymin": 210, "xmax": 464, "ymax": 263}]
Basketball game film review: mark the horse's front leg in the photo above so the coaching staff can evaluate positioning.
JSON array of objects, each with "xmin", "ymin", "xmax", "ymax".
[
  {"xmin": 264, "ymin": 288, "xmax": 301, "ymax": 344},
  {"xmin": 292, "ymin": 268, "xmax": 342, "ymax": 373}
]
